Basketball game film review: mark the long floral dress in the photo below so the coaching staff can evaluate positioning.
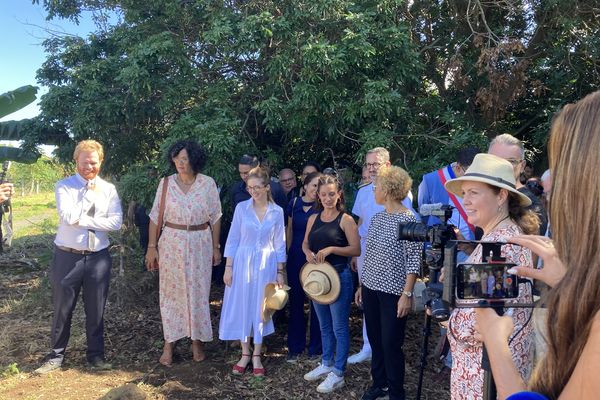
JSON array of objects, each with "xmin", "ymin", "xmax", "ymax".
[
  {"xmin": 218, "ymin": 199, "xmax": 286, "ymax": 344},
  {"xmin": 149, "ymin": 174, "xmax": 222, "ymax": 343},
  {"xmin": 448, "ymin": 224, "xmax": 534, "ymax": 399}
]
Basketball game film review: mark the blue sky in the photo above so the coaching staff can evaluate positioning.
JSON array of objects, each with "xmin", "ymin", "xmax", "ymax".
[{"xmin": 0, "ymin": 0, "xmax": 111, "ymax": 121}]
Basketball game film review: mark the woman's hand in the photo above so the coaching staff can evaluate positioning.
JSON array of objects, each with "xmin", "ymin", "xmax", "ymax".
[
  {"xmin": 507, "ymin": 235, "xmax": 566, "ymax": 287},
  {"xmin": 397, "ymin": 295, "xmax": 412, "ymax": 318},
  {"xmin": 354, "ymin": 286, "xmax": 362, "ymax": 307},
  {"xmin": 304, "ymin": 249, "xmax": 317, "ymax": 264},
  {"xmin": 145, "ymin": 248, "xmax": 159, "ymax": 271},
  {"xmin": 223, "ymin": 266, "xmax": 233, "ymax": 287},
  {"xmin": 212, "ymin": 247, "xmax": 222, "ymax": 266},
  {"xmin": 315, "ymin": 247, "xmax": 333, "ymax": 264},
  {"xmin": 276, "ymin": 271, "xmax": 285, "ymax": 288},
  {"xmin": 474, "ymin": 308, "xmax": 514, "ymax": 345}
]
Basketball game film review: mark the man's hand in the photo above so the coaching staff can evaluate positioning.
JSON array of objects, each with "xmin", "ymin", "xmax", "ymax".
[{"xmin": 0, "ymin": 183, "xmax": 14, "ymax": 203}]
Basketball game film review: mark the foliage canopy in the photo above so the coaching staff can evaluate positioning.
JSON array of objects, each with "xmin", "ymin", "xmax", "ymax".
[{"xmin": 24, "ymin": 0, "xmax": 600, "ymax": 203}]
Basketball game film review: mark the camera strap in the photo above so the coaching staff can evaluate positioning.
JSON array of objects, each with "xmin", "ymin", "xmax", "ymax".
[{"xmin": 437, "ymin": 167, "xmax": 476, "ymax": 235}]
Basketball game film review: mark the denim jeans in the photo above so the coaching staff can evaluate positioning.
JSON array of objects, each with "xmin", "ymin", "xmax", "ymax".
[{"xmin": 313, "ymin": 266, "xmax": 353, "ymax": 376}]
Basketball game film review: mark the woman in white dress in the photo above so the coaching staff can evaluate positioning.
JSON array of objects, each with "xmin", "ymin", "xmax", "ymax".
[{"xmin": 219, "ymin": 166, "xmax": 286, "ymax": 377}]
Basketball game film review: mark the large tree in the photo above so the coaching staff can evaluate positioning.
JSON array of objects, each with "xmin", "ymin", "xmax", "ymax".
[{"xmin": 24, "ymin": 0, "xmax": 600, "ymax": 201}]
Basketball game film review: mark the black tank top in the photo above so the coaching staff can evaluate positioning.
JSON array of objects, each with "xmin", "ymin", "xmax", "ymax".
[{"xmin": 308, "ymin": 212, "xmax": 349, "ymax": 266}]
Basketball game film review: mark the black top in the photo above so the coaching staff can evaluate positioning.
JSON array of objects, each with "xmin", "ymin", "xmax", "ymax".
[
  {"xmin": 308, "ymin": 212, "xmax": 349, "ymax": 266},
  {"xmin": 518, "ymin": 186, "xmax": 548, "ymax": 235}
]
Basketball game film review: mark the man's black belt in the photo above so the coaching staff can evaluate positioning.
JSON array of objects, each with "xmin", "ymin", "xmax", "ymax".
[{"xmin": 56, "ymin": 245, "xmax": 97, "ymax": 255}]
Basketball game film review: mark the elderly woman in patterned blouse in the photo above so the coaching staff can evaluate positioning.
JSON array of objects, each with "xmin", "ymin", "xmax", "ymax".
[{"xmin": 354, "ymin": 166, "xmax": 422, "ymax": 400}]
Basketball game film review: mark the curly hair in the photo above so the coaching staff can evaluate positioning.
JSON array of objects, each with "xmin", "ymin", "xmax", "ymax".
[
  {"xmin": 376, "ymin": 165, "xmax": 412, "ymax": 202},
  {"xmin": 167, "ymin": 140, "xmax": 207, "ymax": 174}
]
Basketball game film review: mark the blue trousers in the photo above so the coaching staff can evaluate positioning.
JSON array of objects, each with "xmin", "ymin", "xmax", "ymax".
[
  {"xmin": 49, "ymin": 247, "xmax": 112, "ymax": 363},
  {"xmin": 313, "ymin": 267, "xmax": 353, "ymax": 376}
]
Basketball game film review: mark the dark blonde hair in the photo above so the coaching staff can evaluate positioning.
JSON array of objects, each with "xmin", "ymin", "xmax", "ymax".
[
  {"xmin": 247, "ymin": 166, "xmax": 273, "ymax": 203},
  {"xmin": 73, "ymin": 140, "xmax": 104, "ymax": 162},
  {"xmin": 376, "ymin": 165, "xmax": 412, "ymax": 202},
  {"xmin": 490, "ymin": 186, "xmax": 540, "ymax": 235},
  {"xmin": 529, "ymin": 90, "xmax": 600, "ymax": 399},
  {"xmin": 315, "ymin": 174, "xmax": 345, "ymax": 212}
]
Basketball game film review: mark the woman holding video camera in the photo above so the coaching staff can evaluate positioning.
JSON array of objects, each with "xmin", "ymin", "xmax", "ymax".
[
  {"xmin": 443, "ymin": 153, "xmax": 540, "ymax": 400},
  {"xmin": 474, "ymin": 90, "xmax": 600, "ymax": 400}
]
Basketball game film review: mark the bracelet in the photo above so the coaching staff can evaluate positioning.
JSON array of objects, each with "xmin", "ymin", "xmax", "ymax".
[
  {"xmin": 225, "ymin": 265, "xmax": 233, "ymax": 269},
  {"xmin": 277, "ymin": 271, "xmax": 284, "ymax": 275}
]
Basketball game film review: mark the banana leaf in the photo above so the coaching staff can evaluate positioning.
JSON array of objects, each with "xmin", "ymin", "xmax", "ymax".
[{"xmin": 0, "ymin": 86, "xmax": 38, "ymax": 119}]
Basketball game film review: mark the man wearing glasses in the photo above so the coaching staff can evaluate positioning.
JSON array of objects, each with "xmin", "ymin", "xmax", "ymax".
[
  {"xmin": 349, "ymin": 147, "xmax": 417, "ymax": 365},
  {"xmin": 278, "ymin": 168, "xmax": 299, "ymax": 202},
  {"xmin": 488, "ymin": 134, "xmax": 547, "ymax": 235}
]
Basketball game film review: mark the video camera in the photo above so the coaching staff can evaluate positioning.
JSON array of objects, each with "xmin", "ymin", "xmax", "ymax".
[{"xmin": 398, "ymin": 204, "xmax": 527, "ymax": 322}]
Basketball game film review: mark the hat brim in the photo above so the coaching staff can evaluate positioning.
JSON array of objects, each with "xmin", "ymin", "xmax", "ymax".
[
  {"xmin": 299, "ymin": 262, "xmax": 341, "ymax": 305},
  {"xmin": 262, "ymin": 283, "xmax": 290, "ymax": 322},
  {"xmin": 445, "ymin": 176, "xmax": 532, "ymax": 207}
]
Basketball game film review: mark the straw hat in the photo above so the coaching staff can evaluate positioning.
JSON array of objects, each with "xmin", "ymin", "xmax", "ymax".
[
  {"xmin": 262, "ymin": 283, "xmax": 290, "ymax": 322},
  {"xmin": 299, "ymin": 262, "xmax": 340, "ymax": 305},
  {"xmin": 445, "ymin": 153, "xmax": 532, "ymax": 207}
]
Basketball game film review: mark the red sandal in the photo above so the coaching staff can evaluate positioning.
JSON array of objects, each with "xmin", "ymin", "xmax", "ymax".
[
  {"xmin": 252, "ymin": 354, "xmax": 265, "ymax": 377},
  {"xmin": 232, "ymin": 354, "xmax": 251, "ymax": 375}
]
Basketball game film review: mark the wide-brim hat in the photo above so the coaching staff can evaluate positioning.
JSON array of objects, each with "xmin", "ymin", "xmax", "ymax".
[
  {"xmin": 262, "ymin": 283, "xmax": 290, "ymax": 322},
  {"xmin": 445, "ymin": 153, "xmax": 532, "ymax": 207},
  {"xmin": 299, "ymin": 262, "xmax": 340, "ymax": 305}
]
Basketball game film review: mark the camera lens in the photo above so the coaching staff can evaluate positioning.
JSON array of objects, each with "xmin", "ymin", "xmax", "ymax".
[{"xmin": 398, "ymin": 222, "xmax": 430, "ymax": 242}]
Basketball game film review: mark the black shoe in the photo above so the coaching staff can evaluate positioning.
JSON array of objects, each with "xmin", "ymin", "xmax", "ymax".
[
  {"xmin": 286, "ymin": 353, "xmax": 299, "ymax": 363},
  {"xmin": 361, "ymin": 386, "xmax": 389, "ymax": 400},
  {"xmin": 34, "ymin": 359, "xmax": 62, "ymax": 375},
  {"xmin": 89, "ymin": 359, "xmax": 112, "ymax": 371}
]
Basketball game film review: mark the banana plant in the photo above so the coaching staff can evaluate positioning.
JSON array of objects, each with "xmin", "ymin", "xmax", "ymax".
[{"xmin": 0, "ymin": 85, "xmax": 41, "ymax": 164}]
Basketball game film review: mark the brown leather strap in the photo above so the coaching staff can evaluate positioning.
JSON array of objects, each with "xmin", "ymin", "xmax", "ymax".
[
  {"xmin": 164, "ymin": 221, "xmax": 209, "ymax": 231},
  {"xmin": 56, "ymin": 245, "xmax": 95, "ymax": 255},
  {"xmin": 157, "ymin": 176, "xmax": 169, "ymax": 236}
]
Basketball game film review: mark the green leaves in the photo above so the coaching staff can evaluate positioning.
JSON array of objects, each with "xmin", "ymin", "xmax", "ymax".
[{"xmin": 0, "ymin": 86, "xmax": 39, "ymax": 119}]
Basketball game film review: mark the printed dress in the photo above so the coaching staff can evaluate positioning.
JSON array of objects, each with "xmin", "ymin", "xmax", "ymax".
[
  {"xmin": 448, "ymin": 224, "xmax": 534, "ymax": 400},
  {"xmin": 149, "ymin": 174, "xmax": 222, "ymax": 343},
  {"xmin": 219, "ymin": 199, "xmax": 286, "ymax": 344}
]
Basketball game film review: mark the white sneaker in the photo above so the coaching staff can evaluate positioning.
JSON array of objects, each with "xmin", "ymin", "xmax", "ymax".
[
  {"xmin": 304, "ymin": 363, "xmax": 333, "ymax": 381},
  {"xmin": 317, "ymin": 372, "xmax": 345, "ymax": 393},
  {"xmin": 347, "ymin": 349, "xmax": 372, "ymax": 364}
]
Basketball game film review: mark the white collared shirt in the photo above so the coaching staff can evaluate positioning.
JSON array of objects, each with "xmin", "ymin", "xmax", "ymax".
[{"xmin": 54, "ymin": 173, "xmax": 123, "ymax": 251}]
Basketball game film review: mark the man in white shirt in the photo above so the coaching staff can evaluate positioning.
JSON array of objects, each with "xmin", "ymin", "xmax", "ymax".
[
  {"xmin": 349, "ymin": 147, "xmax": 416, "ymax": 364},
  {"xmin": 35, "ymin": 140, "xmax": 122, "ymax": 374}
]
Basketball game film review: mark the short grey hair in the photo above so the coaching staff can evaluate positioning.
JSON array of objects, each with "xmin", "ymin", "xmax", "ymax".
[
  {"xmin": 366, "ymin": 147, "xmax": 390, "ymax": 163},
  {"xmin": 488, "ymin": 134, "xmax": 525, "ymax": 158},
  {"xmin": 541, "ymin": 169, "xmax": 551, "ymax": 182}
]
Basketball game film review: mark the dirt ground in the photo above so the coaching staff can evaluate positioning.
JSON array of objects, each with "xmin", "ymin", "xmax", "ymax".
[{"xmin": 0, "ymin": 228, "xmax": 450, "ymax": 400}]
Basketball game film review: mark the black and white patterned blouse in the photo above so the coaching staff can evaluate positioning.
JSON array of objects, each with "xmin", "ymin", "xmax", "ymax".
[{"xmin": 362, "ymin": 210, "xmax": 423, "ymax": 296}]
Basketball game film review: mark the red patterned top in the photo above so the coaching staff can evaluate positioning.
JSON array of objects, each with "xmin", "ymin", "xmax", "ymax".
[{"xmin": 448, "ymin": 223, "xmax": 534, "ymax": 400}]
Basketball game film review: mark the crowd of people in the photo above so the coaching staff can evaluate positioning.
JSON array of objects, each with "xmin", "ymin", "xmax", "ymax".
[{"xmin": 27, "ymin": 89, "xmax": 600, "ymax": 400}]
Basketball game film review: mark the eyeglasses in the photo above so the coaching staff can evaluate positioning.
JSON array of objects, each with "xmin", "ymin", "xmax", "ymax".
[
  {"xmin": 246, "ymin": 185, "xmax": 266, "ymax": 192},
  {"xmin": 280, "ymin": 177, "xmax": 296, "ymax": 184},
  {"xmin": 364, "ymin": 162, "xmax": 382, "ymax": 169},
  {"xmin": 505, "ymin": 158, "xmax": 523, "ymax": 166}
]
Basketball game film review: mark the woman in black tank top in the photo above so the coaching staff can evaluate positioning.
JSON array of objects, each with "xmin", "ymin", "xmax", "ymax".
[{"xmin": 301, "ymin": 174, "xmax": 360, "ymax": 394}]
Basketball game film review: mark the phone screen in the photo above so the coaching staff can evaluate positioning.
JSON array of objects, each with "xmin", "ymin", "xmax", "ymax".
[{"xmin": 456, "ymin": 263, "xmax": 518, "ymax": 300}]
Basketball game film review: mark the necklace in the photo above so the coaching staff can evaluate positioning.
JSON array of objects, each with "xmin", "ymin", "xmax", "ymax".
[
  {"xmin": 485, "ymin": 214, "xmax": 510, "ymax": 234},
  {"xmin": 177, "ymin": 174, "xmax": 195, "ymax": 186}
]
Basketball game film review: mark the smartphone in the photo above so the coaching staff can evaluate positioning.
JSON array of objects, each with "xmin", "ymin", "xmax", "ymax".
[{"xmin": 456, "ymin": 263, "xmax": 518, "ymax": 300}]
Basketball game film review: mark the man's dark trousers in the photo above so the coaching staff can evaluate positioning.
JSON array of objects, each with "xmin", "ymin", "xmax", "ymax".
[{"xmin": 49, "ymin": 247, "xmax": 111, "ymax": 363}]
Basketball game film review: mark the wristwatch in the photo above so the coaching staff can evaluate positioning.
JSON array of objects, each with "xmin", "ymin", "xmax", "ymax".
[{"xmin": 402, "ymin": 290, "xmax": 413, "ymax": 298}]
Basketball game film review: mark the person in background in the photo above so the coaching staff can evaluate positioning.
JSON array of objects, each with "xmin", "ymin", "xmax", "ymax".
[
  {"xmin": 488, "ymin": 134, "xmax": 547, "ymax": 235},
  {"xmin": 540, "ymin": 169, "xmax": 551, "ymax": 212},
  {"xmin": 302, "ymin": 174, "xmax": 360, "ymax": 393},
  {"xmin": 145, "ymin": 140, "xmax": 222, "ymax": 366},
  {"xmin": 301, "ymin": 161, "xmax": 322, "ymax": 183},
  {"xmin": 230, "ymin": 155, "xmax": 288, "ymax": 211},
  {"xmin": 355, "ymin": 165, "xmax": 422, "ymax": 400},
  {"xmin": 285, "ymin": 171, "xmax": 323, "ymax": 362},
  {"xmin": 474, "ymin": 90, "xmax": 600, "ymax": 400},
  {"xmin": 279, "ymin": 168, "xmax": 299, "ymax": 202},
  {"xmin": 443, "ymin": 153, "xmax": 539, "ymax": 399},
  {"xmin": 360, "ymin": 165, "xmax": 371, "ymax": 186},
  {"xmin": 35, "ymin": 140, "xmax": 122, "ymax": 374},
  {"xmin": 219, "ymin": 167, "xmax": 286, "ymax": 377},
  {"xmin": 349, "ymin": 147, "xmax": 416, "ymax": 365}
]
